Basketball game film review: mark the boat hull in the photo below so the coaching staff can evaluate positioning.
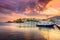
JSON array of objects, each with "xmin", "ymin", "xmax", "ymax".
[{"xmin": 36, "ymin": 24, "xmax": 54, "ymax": 28}]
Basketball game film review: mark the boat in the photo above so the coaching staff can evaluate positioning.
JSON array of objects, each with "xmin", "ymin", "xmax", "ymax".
[{"xmin": 36, "ymin": 21, "xmax": 54, "ymax": 28}]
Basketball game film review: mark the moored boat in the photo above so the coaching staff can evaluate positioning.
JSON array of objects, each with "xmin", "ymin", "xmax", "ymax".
[{"xmin": 36, "ymin": 21, "xmax": 54, "ymax": 28}]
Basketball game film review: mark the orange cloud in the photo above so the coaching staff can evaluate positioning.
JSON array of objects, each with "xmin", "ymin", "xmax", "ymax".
[
  {"xmin": 40, "ymin": 0, "xmax": 60, "ymax": 18},
  {"xmin": 0, "ymin": 12, "xmax": 28, "ymax": 22},
  {"xmin": 0, "ymin": 0, "xmax": 60, "ymax": 22},
  {"xmin": 46, "ymin": 0, "xmax": 60, "ymax": 10},
  {"xmin": 42, "ymin": 7, "xmax": 59, "ymax": 16}
]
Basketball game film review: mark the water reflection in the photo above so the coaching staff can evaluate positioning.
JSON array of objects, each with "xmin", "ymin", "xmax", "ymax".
[{"xmin": 0, "ymin": 23, "xmax": 60, "ymax": 40}]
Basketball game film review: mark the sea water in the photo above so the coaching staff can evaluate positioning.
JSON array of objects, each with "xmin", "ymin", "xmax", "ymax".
[{"xmin": 0, "ymin": 22, "xmax": 60, "ymax": 40}]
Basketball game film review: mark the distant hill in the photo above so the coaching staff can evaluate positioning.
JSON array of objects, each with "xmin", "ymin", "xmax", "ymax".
[
  {"xmin": 48, "ymin": 16, "xmax": 60, "ymax": 24},
  {"xmin": 49, "ymin": 16, "xmax": 60, "ymax": 19}
]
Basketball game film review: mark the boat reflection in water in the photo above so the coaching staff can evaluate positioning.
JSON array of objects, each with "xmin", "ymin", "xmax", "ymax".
[{"xmin": 0, "ymin": 22, "xmax": 60, "ymax": 40}]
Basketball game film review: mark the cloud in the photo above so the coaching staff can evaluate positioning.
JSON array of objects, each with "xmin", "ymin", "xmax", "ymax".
[
  {"xmin": 1, "ymin": 0, "xmax": 59, "ymax": 22},
  {"xmin": 0, "ymin": 12, "xmax": 28, "ymax": 22},
  {"xmin": 38, "ymin": 0, "xmax": 51, "ymax": 6},
  {"xmin": 46, "ymin": 0, "xmax": 60, "ymax": 10},
  {"xmin": 0, "ymin": 0, "xmax": 51, "ymax": 13}
]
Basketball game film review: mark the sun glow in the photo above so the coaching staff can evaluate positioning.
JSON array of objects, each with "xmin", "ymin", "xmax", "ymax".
[{"xmin": 42, "ymin": 7, "xmax": 59, "ymax": 16}]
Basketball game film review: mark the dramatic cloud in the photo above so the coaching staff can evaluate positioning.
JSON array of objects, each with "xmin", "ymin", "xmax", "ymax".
[
  {"xmin": 0, "ymin": 0, "xmax": 60, "ymax": 22},
  {"xmin": 0, "ymin": 0, "xmax": 51, "ymax": 13}
]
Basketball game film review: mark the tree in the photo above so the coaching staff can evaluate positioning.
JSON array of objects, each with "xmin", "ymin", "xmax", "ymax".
[{"xmin": 13, "ymin": 19, "xmax": 24, "ymax": 23}]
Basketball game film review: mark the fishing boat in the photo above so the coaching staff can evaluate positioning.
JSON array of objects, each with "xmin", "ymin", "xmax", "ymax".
[{"xmin": 36, "ymin": 21, "xmax": 54, "ymax": 28}]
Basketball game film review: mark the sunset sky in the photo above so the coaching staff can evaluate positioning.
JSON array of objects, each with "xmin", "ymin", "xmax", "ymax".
[{"xmin": 0, "ymin": 0, "xmax": 60, "ymax": 22}]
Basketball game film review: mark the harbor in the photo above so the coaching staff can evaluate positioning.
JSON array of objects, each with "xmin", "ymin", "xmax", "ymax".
[{"xmin": 0, "ymin": 0, "xmax": 60, "ymax": 40}]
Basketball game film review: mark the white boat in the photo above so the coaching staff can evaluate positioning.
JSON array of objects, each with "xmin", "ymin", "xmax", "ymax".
[{"xmin": 36, "ymin": 21, "xmax": 54, "ymax": 28}]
